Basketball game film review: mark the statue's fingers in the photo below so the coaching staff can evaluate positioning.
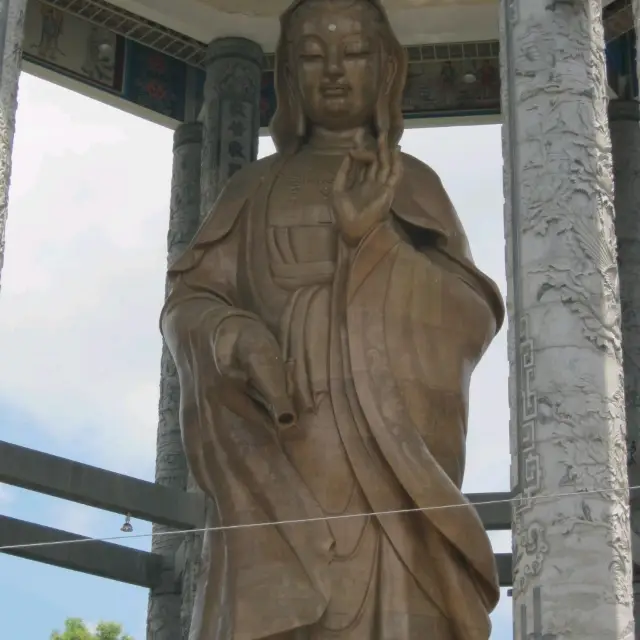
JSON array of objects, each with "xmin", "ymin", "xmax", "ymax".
[
  {"xmin": 347, "ymin": 162, "xmax": 361, "ymax": 190},
  {"xmin": 366, "ymin": 158, "xmax": 378, "ymax": 182},
  {"xmin": 333, "ymin": 153, "xmax": 351, "ymax": 192},
  {"xmin": 349, "ymin": 148, "xmax": 376, "ymax": 185},
  {"xmin": 377, "ymin": 132, "xmax": 391, "ymax": 183},
  {"xmin": 349, "ymin": 148, "xmax": 377, "ymax": 163},
  {"xmin": 245, "ymin": 352, "xmax": 296, "ymax": 427},
  {"xmin": 386, "ymin": 148, "xmax": 403, "ymax": 189}
]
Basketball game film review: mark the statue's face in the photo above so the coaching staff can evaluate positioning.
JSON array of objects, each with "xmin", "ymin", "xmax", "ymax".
[{"xmin": 288, "ymin": 0, "xmax": 386, "ymax": 131}]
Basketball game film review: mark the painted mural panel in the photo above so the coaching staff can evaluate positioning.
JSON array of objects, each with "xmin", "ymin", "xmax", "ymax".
[
  {"xmin": 403, "ymin": 57, "xmax": 500, "ymax": 119},
  {"xmin": 122, "ymin": 42, "xmax": 187, "ymax": 122},
  {"xmin": 257, "ymin": 43, "xmax": 500, "ymax": 127},
  {"xmin": 23, "ymin": 1, "xmax": 123, "ymax": 92},
  {"xmin": 23, "ymin": 4, "xmax": 499, "ymax": 128},
  {"xmin": 19, "ymin": 1, "xmax": 635, "ymax": 127},
  {"xmin": 606, "ymin": 30, "xmax": 639, "ymax": 101}
]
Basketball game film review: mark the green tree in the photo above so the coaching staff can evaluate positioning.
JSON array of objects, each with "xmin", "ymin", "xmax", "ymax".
[{"xmin": 50, "ymin": 617, "xmax": 134, "ymax": 640}]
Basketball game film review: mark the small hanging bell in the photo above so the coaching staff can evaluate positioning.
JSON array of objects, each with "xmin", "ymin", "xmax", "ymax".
[{"xmin": 120, "ymin": 513, "xmax": 133, "ymax": 533}]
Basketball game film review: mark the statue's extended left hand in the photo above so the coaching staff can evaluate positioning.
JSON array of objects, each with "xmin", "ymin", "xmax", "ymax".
[
  {"xmin": 214, "ymin": 316, "xmax": 298, "ymax": 438},
  {"xmin": 332, "ymin": 131, "xmax": 403, "ymax": 245}
]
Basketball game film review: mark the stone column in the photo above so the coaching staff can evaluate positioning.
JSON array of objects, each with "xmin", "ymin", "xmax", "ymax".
[
  {"xmin": 0, "ymin": 0, "xmax": 26, "ymax": 294},
  {"xmin": 610, "ymin": 99, "xmax": 640, "ymax": 638},
  {"xmin": 200, "ymin": 37, "xmax": 263, "ymax": 218},
  {"xmin": 177, "ymin": 37, "xmax": 263, "ymax": 634},
  {"xmin": 500, "ymin": 2, "xmax": 633, "ymax": 638},
  {"xmin": 147, "ymin": 122, "xmax": 203, "ymax": 640}
]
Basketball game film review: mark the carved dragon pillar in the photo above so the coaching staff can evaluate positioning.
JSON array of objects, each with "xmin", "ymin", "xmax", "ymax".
[
  {"xmin": 178, "ymin": 36, "xmax": 264, "ymax": 635},
  {"xmin": 148, "ymin": 122, "xmax": 203, "ymax": 640},
  {"xmin": 199, "ymin": 37, "xmax": 263, "ymax": 219},
  {"xmin": 500, "ymin": 1, "xmax": 633, "ymax": 637},
  {"xmin": 0, "ymin": 0, "xmax": 26, "ymax": 295}
]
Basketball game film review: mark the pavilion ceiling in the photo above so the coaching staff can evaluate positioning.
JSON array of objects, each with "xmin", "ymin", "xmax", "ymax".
[
  {"xmin": 191, "ymin": 0, "xmax": 494, "ymax": 18},
  {"xmin": 39, "ymin": 0, "xmax": 634, "ymax": 69}
]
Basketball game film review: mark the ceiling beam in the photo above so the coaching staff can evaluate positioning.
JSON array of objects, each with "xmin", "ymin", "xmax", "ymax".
[
  {"xmin": 604, "ymin": 0, "xmax": 634, "ymax": 43},
  {"xmin": 496, "ymin": 552, "xmax": 512, "ymax": 588},
  {"xmin": 467, "ymin": 492, "xmax": 511, "ymax": 531},
  {"xmin": 0, "ymin": 441, "xmax": 514, "ymax": 531},
  {"xmin": 0, "ymin": 513, "xmax": 513, "ymax": 587},
  {"xmin": 0, "ymin": 515, "xmax": 165, "ymax": 588},
  {"xmin": 0, "ymin": 441, "xmax": 205, "ymax": 530}
]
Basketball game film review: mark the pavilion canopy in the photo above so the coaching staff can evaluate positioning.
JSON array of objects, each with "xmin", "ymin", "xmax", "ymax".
[{"xmin": 105, "ymin": 0, "xmax": 499, "ymax": 50}]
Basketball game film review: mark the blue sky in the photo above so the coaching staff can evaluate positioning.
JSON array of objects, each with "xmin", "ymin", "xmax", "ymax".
[{"xmin": 0, "ymin": 72, "xmax": 512, "ymax": 638}]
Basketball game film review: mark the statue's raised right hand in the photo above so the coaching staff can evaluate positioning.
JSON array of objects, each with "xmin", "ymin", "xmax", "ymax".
[
  {"xmin": 214, "ymin": 316, "xmax": 297, "ymax": 436},
  {"xmin": 332, "ymin": 131, "xmax": 403, "ymax": 246}
]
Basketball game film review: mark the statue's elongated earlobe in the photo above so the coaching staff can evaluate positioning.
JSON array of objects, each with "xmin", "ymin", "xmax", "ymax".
[
  {"xmin": 294, "ymin": 94, "xmax": 306, "ymax": 139},
  {"xmin": 375, "ymin": 54, "xmax": 396, "ymax": 136},
  {"xmin": 384, "ymin": 53, "xmax": 398, "ymax": 97},
  {"xmin": 284, "ymin": 63, "xmax": 306, "ymax": 141},
  {"xmin": 375, "ymin": 94, "xmax": 390, "ymax": 137}
]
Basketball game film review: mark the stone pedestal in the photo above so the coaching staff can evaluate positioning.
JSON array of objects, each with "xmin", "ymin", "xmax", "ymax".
[
  {"xmin": 500, "ymin": 1, "xmax": 633, "ymax": 637},
  {"xmin": 148, "ymin": 122, "xmax": 203, "ymax": 640},
  {"xmin": 610, "ymin": 98, "xmax": 640, "ymax": 639},
  {"xmin": 199, "ymin": 37, "xmax": 263, "ymax": 218},
  {"xmin": 0, "ymin": 0, "xmax": 27, "ymax": 294}
]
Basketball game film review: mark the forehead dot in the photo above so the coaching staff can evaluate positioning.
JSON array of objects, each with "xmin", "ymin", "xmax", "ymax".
[{"xmin": 328, "ymin": 23, "xmax": 337, "ymax": 31}]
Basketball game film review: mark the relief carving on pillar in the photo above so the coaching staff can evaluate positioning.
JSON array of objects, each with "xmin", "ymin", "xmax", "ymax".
[
  {"xmin": 200, "ymin": 41, "xmax": 262, "ymax": 217},
  {"xmin": 167, "ymin": 123, "xmax": 204, "ymax": 265},
  {"xmin": 212, "ymin": 61, "xmax": 261, "ymax": 103},
  {"xmin": 147, "ymin": 597, "xmax": 184, "ymax": 640},
  {"xmin": 518, "ymin": 315, "xmax": 541, "ymax": 507},
  {"xmin": 157, "ymin": 124, "xmax": 203, "ymax": 499},
  {"xmin": 501, "ymin": 0, "xmax": 632, "ymax": 636},
  {"xmin": 500, "ymin": 0, "xmax": 551, "ymax": 601},
  {"xmin": 149, "ymin": 123, "xmax": 203, "ymax": 640},
  {"xmin": 0, "ymin": 0, "xmax": 27, "ymax": 294},
  {"xmin": 511, "ymin": 315, "xmax": 547, "ymax": 599},
  {"xmin": 187, "ymin": 45, "xmax": 264, "ymax": 634}
]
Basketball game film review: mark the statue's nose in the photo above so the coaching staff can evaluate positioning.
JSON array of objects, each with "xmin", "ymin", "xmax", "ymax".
[{"xmin": 324, "ymin": 53, "xmax": 344, "ymax": 78}]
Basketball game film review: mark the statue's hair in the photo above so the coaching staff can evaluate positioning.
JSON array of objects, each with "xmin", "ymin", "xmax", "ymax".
[{"xmin": 270, "ymin": 0, "xmax": 408, "ymax": 154}]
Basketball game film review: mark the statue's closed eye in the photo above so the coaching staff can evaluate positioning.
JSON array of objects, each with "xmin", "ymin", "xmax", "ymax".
[
  {"xmin": 299, "ymin": 41, "xmax": 324, "ymax": 59},
  {"xmin": 344, "ymin": 47, "xmax": 370, "ymax": 58},
  {"xmin": 300, "ymin": 52, "xmax": 323, "ymax": 61}
]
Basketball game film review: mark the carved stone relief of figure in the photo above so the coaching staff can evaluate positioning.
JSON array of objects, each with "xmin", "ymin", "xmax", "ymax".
[
  {"xmin": 439, "ymin": 60, "xmax": 457, "ymax": 106},
  {"xmin": 36, "ymin": 5, "xmax": 64, "ymax": 62},
  {"xmin": 161, "ymin": 1, "xmax": 504, "ymax": 638},
  {"xmin": 81, "ymin": 26, "xmax": 115, "ymax": 83}
]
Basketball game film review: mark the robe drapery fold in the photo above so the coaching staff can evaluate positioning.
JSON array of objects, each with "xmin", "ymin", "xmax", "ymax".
[{"xmin": 161, "ymin": 152, "xmax": 504, "ymax": 640}]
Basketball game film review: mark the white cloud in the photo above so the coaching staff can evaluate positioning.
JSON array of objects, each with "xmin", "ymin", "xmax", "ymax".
[
  {"xmin": 489, "ymin": 530, "xmax": 512, "ymax": 554},
  {"xmin": 50, "ymin": 501, "xmax": 105, "ymax": 539},
  {"xmin": 0, "ymin": 483, "xmax": 14, "ymax": 505},
  {"xmin": 0, "ymin": 74, "xmax": 173, "ymax": 476},
  {"xmin": 0, "ymin": 76, "xmax": 509, "ymax": 492},
  {"xmin": 0, "ymin": 72, "xmax": 512, "ymax": 637}
]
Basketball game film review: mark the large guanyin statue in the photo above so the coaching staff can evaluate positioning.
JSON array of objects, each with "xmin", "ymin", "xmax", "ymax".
[{"xmin": 161, "ymin": 0, "xmax": 504, "ymax": 637}]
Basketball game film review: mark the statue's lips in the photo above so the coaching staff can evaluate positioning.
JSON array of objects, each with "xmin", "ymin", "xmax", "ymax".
[{"xmin": 321, "ymin": 85, "xmax": 350, "ymax": 97}]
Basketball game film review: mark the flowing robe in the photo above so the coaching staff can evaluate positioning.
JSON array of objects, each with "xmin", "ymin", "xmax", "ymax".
[{"xmin": 161, "ymin": 150, "xmax": 505, "ymax": 640}]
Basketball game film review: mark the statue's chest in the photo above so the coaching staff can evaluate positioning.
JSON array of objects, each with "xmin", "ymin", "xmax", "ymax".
[
  {"xmin": 263, "ymin": 155, "xmax": 343, "ymax": 266},
  {"xmin": 267, "ymin": 157, "xmax": 339, "ymax": 229}
]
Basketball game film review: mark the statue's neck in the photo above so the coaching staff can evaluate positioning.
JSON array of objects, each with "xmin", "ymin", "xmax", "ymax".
[{"xmin": 307, "ymin": 126, "xmax": 375, "ymax": 153}]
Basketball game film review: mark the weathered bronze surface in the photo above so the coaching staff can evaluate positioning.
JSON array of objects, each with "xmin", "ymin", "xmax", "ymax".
[{"xmin": 161, "ymin": 1, "xmax": 505, "ymax": 638}]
